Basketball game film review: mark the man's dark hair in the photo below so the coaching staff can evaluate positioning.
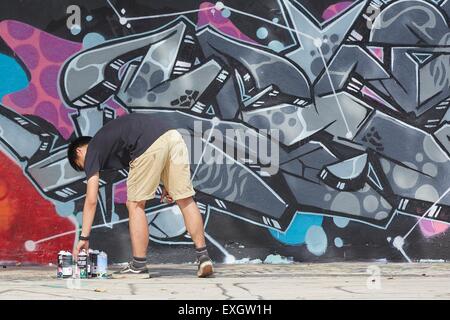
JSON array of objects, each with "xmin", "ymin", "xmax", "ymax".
[{"xmin": 67, "ymin": 136, "xmax": 92, "ymax": 171}]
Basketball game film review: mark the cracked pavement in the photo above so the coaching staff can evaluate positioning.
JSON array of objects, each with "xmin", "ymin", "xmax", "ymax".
[{"xmin": 1, "ymin": 263, "xmax": 450, "ymax": 299}]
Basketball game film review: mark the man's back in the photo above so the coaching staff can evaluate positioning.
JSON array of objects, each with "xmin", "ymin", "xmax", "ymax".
[{"xmin": 84, "ymin": 113, "xmax": 176, "ymax": 178}]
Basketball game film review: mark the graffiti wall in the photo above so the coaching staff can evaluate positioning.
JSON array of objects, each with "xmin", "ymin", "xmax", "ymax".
[{"xmin": 1, "ymin": 0, "xmax": 450, "ymax": 264}]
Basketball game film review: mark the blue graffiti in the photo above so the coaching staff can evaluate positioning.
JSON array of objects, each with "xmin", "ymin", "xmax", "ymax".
[
  {"xmin": 0, "ymin": 54, "xmax": 28, "ymax": 101},
  {"xmin": 269, "ymin": 212, "xmax": 323, "ymax": 245}
]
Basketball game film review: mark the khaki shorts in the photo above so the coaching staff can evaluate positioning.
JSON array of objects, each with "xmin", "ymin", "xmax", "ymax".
[{"xmin": 127, "ymin": 129, "xmax": 195, "ymax": 202}]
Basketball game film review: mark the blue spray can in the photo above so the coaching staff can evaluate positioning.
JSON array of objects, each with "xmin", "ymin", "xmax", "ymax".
[{"xmin": 97, "ymin": 251, "xmax": 108, "ymax": 278}]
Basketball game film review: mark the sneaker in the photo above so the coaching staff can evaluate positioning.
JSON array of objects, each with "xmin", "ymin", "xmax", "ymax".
[
  {"xmin": 115, "ymin": 262, "xmax": 148, "ymax": 274},
  {"xmin": 197, "ymin": 255, "xmax": 214, "ymax": 278}
]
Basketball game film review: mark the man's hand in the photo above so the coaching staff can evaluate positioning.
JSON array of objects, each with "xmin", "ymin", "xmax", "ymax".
[
  {"xmin": 161, "ymin": 186, "xmax": 173, "ymax": 203},
  {"xmin": 73, "ymin": 240, "xmax": 89, "ymax": 260}
]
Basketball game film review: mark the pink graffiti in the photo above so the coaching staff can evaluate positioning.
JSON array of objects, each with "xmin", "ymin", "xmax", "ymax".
[
  {"xmin": 322, "ymin": 2, "xmax": 354, "ymax": 21},
  {"xmin": 0, "ymin": 20, "xmax": 82, "ymax": 139},
  {"xmin": 113, "ymin": 181, "xmax": 128, "ymax": 204},
  {"xmin": 419, "ymin": 219, "xmax": 449, "ymax": 238},
  {"xmin": 361, "ymin": 86, "xmax": 389, "ymax": 107},
  {"xmin": 368, "ymin": 46, "xmax": 384, "ymax": 62},
  {"xmin": 106, "ymin": 98, "xmax": 128, "ymax": 117},
  {"xmin": 197, "ymin": 2, "xmax": 257, "ymax": 44}
]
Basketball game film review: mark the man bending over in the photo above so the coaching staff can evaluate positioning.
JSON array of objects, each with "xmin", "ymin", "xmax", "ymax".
[{"xmin": 67, "ymin": 113, "xmax": 213, "ymax": 277}]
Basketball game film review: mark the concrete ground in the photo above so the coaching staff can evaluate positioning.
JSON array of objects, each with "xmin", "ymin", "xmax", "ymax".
[{"xmin": 0, "ymin": 263, "xmax": 450, "ymax": 299}]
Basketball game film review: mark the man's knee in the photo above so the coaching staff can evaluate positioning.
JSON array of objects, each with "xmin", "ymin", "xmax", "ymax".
[
  {"xmin": 126, "ymin": 200, "xmax": 146, "ymax": 211},
  {"xmin": 176, "ymin": 196, "xmax": 194, "ymax": 209}
]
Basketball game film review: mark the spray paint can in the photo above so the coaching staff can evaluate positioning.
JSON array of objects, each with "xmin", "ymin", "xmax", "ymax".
[
  {"xmin": 88, "ymin": 249, "xmax": 99, "ymax": 278},
  {"xmin": 77, "ymin": 250, "xmax": 88, "ymax": 279},
  {"xmin": 61, "ymin": 251, "xmax": 73, "ymax": 278},
  {"xmin": 97, "ymin": 251, "xmax": 108, "ymax": 278},
  {"xmin": 57, "ymin": 251, "xmax": 65, "ymax": 278}
]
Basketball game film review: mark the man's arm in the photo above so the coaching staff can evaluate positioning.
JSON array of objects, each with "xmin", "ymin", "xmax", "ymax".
[
  {"xmin": 81, "ymin": 172, "xmax": 99, "ymax": 237},
  {"xmin": 74, "ymin": 172, "xmax": 99, "ymax": 258}
]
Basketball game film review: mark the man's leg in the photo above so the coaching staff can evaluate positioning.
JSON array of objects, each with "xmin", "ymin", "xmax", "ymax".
[
  {"xmin": 123, "ymin": 131, "xmax": 172, "ymax": 274},
  {"xmin": 176, "ymin": 196, "xmax": 206, "ymax": 248},
  {"xmin": 124, "ymin": 200, "xmax": 149, "ymax": 272},
  {"xmin": 176, "ymin": 196, "xmax": 213, "ymax": 277},
  {"xmin": 163, "ymin": 129, "xmax": 213, "ymax": 277}
]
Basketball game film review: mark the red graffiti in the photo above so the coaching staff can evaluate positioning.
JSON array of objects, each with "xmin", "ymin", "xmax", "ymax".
[{"xmin": 0, "ymin": 152, "xmax": 75, "ymax": 264}]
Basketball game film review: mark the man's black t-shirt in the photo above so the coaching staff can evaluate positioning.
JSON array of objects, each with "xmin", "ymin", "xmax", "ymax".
[{"xmin": 84, "ymin": 113, "xmax": 176, "ymax": 179}]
